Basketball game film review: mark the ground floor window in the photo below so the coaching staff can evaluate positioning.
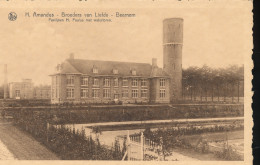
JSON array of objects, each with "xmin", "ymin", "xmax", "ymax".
[
  {"xmin": 132, "ymin": 89, "xmax": 138, "ymax": 98},
  {"xmin": 103, "ymin": 89, "xmax": 111, "ymax": 98},
  {"xmin": 81, "ymin": 88, "xmax": 89, "ymax": 98},
  {"xmin": 122, "ymin": 89, "xmax": 128, "ymax": 98},
  {"xmin": 141, "ymin": 89, "xmax": 148, "ymax": 98},
  {"xmin": 160, "ymin": 89, "xmax": 166, "ymax": 98},
  {"xmin": 66, "ymin": 88, "xmax": 74, "ymax": 98},
  {"xmin": 92, "ymin": 89, "xmax": 100, "ymax": 98}
]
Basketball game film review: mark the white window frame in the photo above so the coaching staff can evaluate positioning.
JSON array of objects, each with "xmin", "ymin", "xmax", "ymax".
[
  {"xmin": 114, "ymin": 78, "xmax": 119, "ymax": 87},
  {"xmin": 159, "ymin": 89, "xmax": 166, "ymax": 98},
  {"xmin": 122, "ymin": 78, "xmax": 128, "ymax": 87},
  {"xmin": 132, "ymin": 79, "xmax": 138, "ymax": 87},
  {"xmin": 81, "ymin": 77, "xmax": 89, "ymax": 86},
  {"xmin": 160, "ymin": 78, "xmax": 166, "ymax": 87},
  {"xmin": 92, "ymin": 89, "xmax": 99, "ymax": 98},
  {"xmin": 66, "ymin": 75, "xmax": 74, "ymax": 86},
  {"xmin": 132, "ymin": 89, "xmax": 138, "ymax": 98},
  {"xmin": 141, "ymin": 89, "xmax": 148, "ymax": 98},
  {"xmin": 93, "ymin": 78, "xmax": 99, "ymax": 86},
  {"xmin": 66, "ymin": 88, "xmax": 74, "ymax": 98},
  {"xmin": 93, "ymin": 68, "xmax": 98, "ymax": 74},
  {"xmin": 81, "ymin": 88, "xmax": 88, "ymax": 98},
  {"xmin": 141, "ymin": 79, "xmax": 147, "ymax": 87},
  {"xmin": 113, "ymin": 69, "xmax": 118, "ymax": 74},
  {"xmin": 103, "ymin": 89, "xmax": 111, "ymax": 98},
  {"xmin": 104, "ymin": 78, "xmax": 110, "ymax": 87}
]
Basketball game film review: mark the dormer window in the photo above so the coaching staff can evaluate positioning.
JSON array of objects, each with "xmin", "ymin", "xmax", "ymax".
[
  {"xmin": 113, "ymin": 69, "xmax": 118, "ymax": 74},
  {"xmin": 93, "ymin": 68, "xmax": 98, "ymax": 74},
  {"xmin": 131, "ymin": 69, "xmax": 136, "ymax": 76}
]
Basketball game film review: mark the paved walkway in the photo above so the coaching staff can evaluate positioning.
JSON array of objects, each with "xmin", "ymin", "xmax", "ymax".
[
  {"xmin": 82, "ymin": 117, "xmax": 244, "ymax": 127},
  {"xmin": 0, "ymin": 120, "xmax": 59, "ymax": 160}
]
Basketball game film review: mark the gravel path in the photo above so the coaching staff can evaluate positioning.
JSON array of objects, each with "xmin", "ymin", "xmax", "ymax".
[{"xmin": 0, "ymin": 121, "xmax": 59, "ymax": 160}]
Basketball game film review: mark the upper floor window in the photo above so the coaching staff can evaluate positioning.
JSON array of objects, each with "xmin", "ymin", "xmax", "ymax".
[
  {"xmin": 15, "ymin": 90, "xmax": 20, "ymax": 97},
  {"xmin": 103, "ymin": 89, "xmax": 111, "ymax": 98},
  {"xmin": 113, "ymin": 69, "xmax": 118, "ymax": 74},
  {"xmin": 104, "ymin": 78, "xmax": 110, "ymax": 87},
  {"xmin": 93, "ymin": 68, "xmax": 98, "ymax": 74},
  {"xmin": 93, "ymin": 78, "xmax": 99, "ymax": 86},
  {"xmin": 123, "ymin": 78, "xmax": 128, "ymax": 87},
  {"xmin": 67, "ymin": 75, "xmax": 74, "ymax": 86},
  {"xmin": 81, "ymin": 77, "xmax": 89, "ymax": 86},
  {"xmin": 141, "ymin": 79, "xmax": 147, "ymax": 87},
  {"xmin": 114, "ymin": 78, "xmax": 119, "ymax": 87},
  {"xmin": 160, "ymin": 78, "xmax": 166, "ymax": 87},
  {"xmin": 132, "ymin": 79, "xmax": 138, "ymax": 87}
]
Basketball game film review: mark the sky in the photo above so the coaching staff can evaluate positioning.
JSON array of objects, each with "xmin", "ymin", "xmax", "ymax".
[{"xmin": 0, "ymin": 6, "xmax": 250, "ymax": 85}]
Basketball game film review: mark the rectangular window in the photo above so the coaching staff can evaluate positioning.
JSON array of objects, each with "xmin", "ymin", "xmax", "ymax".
[
  {"xmin": 92, "ymin": 89, "xmax": 99, "ymax": 98},
  {"xmin": 93, "ymin": 78, "xmax": 99, "ymax": 86},
  {"xmin": 114, "ymin": 78, "xmax": 119, "ymax": 87},
  {"xmin": 67, "ymin": 75, "xmax": 74, "ymax": 86},
  {"xmin": 141, "ymin": 89, "xmax": 147, "ymax": 98},
  {"xmin": 132, "ymin": 89, "xmax": 138, "ymax": 98},
  {"xmin": 160, "ymin": 89, "xmax": 166, "ymax": 98},
  {"xmin": 15, "ymin": 90, "xmax": 20, "ymax": 97},
  {"xmin": 104, "ymin": 78, "xmax": 110, "ymax": 87},
  {"xmin": 93, "ymin": 68, "xmax": 98, "ymax": 73},
  {"xmin": 81, "ymin": 88, "xmax": 88, "ymax": 98},
  {"xmin": 160, "ymin": 79, "xmax": 166, "ymax": 87},
  {"xmin": 132, "ymin": 79, "xmax": 138, "ymax": 87},
  {"xmin": 103, "ymin": 89, "xmax": 111, "ymax": 98},
  {"xmin": 81, "ymin": 77, "xmax": 89, "ymax": 86},
  {"xmin": 122, "ymin": 78, "xmax": 128, "ymax": 87},
  {"xmin": 66, "ymin": 88, "xmax": 74, "ymax": 98},
  {"xmin": 122, "ymin": 89, "xmax": 128, "ymax": 98},
  {"xmin": 141, "ymin": 79, "xmax": 147, "ymax": 87}
]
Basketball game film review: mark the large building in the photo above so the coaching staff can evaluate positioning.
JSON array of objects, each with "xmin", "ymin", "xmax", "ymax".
[{"xmin": 50, "ymin": 18, "xmax": 183, "ymax": 104}]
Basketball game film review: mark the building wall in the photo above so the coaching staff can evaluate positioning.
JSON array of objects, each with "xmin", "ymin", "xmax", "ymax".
[
  {"xmin": 150, "ymin": 78, "xmax": 170, "ymax": 103},
  {"xmin": 9, "ymin": 80, "xmax": 34, "ymax": 99},
  {"xmin": 51, "ymin": 74, "xmax": 152, "ymax": 104}
]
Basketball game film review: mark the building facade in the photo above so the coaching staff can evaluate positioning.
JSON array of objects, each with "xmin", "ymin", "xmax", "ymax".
[
  {"xmin": 9, "ymin": 79, "xmax": 34, "ymax": 99},
  {"xmin": 33, "ymin": 85, "xmax": 51, "ymax": 99},
  {"xmin": 50, "ymin": 18, "xmax": 183, "ymax": 104}
]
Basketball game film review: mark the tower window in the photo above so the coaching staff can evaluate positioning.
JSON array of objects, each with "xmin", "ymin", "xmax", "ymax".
[
  {"xmin": 160, "ymin": 89, "xmax": 166, "ymax": 98},
  {"xmin": 160, "ymin": 79, "xmax": 166, "ymax": 87}
]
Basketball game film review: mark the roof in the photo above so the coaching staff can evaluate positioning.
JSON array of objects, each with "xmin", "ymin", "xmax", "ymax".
[{"xmin": 52, "ymin": 58, "xmax": 169, "ymax": 78}]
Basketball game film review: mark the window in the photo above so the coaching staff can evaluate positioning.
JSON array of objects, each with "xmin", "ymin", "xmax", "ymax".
[
  {"xmin": 160, "ymin": 89, "xmax": 166, "ymax": 98},
  {"xmin": 93, "ymin": 78, "xmax": 99, "ymax": 86},
  {"xmin": 160, "ymin": 79, "xmax": 166, "ymax": 87},
  {"xmin": 93, "ymin": 68, "xmax": 98, "ymax": 73},
  {"xmin": 81, "ymin": 88, "xmax": 88, "ymax": 98},
  {"xmin": 132, "ymin": 89, "xmax": 138, "ymax": 98},
  {"xmin": 66, "ymin": 88, "xmax": 74, "ymax": 98},
  {"xmin": 141, "ymin": 79, "xmax": 147, "ymax": 87},
  {"xmin": 122, "ymin": 89, "xmax": 128, "ymax": 98},
  {"xmin": 103, "ymin": 89, "xmax": 111, "ymax": 98},
  {"xmin": 132, "ymin": 70, "xmax": 136, "ymax": 76},
  {"xmin": 104, "ymin": 78, "xmax": 110, "ymax": 87},
  {"xmin": 67, "ymin": 75, "xmax": 74, "ymax": 86},
  {"xmin": 92, "ymin": 89, "xmax": 99, "ymax": 98},
  {"xmin": 132, "ymin": 79, "xmax": 138, "ymax": 87},
  {"xmin": 15, "ymin": 90, "xmax": 20, "ymax": 97},
  {"xmin": 81, "ymin": 77, "xmax": 89, "ymax": 86},
  {"xmin": 123, "ymin": 78, "xmax": 128, "ymax": 87},
  {"xmin": 114, "ymin": 78, "xmax": 119, "ymax": 87},
  {"xmin": 113, "ymin": 69, "xmax": 118, "ymax": 74},
  {"xmin": 141, "ymin": 89, "xmax": 147, "ymax": 98}
]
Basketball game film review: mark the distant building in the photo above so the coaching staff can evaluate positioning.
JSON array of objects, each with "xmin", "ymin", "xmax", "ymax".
[
  {"xmin": 9, "ymin": 79, "xmax": 34, "ymax": 99},
  {"xmin": 50, "ymin": 18, "xmax": 183, "ymax": 104},
  {"xmin": 9, "ymin": 79, "xmax": 51, "ymax": 100},
  {"xmin": 33, "ymin": 85, "xmax": 51, "ymax": 99}
]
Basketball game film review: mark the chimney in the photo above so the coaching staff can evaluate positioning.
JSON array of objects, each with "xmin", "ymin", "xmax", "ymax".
[
  {"xmin": 4, "ymin": 64, "xmax": 8, "ymax": 99},
  {"xmin": 69, "ymin": 53, "xmax": 74, "ymax": 60},
  {"xmin": 152, "ymin": 58, "xmax": 157, "ymax": 67}
]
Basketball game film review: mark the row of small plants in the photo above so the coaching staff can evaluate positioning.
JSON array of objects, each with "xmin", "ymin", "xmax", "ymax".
[{"xmin": 13, "ymin": 111, "xmax": 125, "ymax": 160}]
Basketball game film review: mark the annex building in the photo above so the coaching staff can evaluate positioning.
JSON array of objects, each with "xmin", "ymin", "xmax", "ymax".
[{"xmin": 50, "ymin": 18, "xmax": 183, "ymax": 104}]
